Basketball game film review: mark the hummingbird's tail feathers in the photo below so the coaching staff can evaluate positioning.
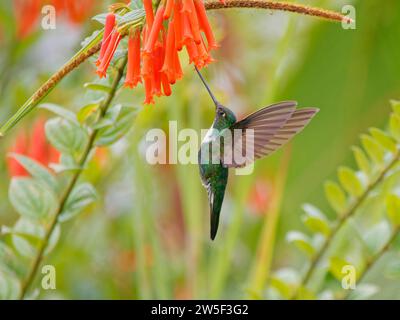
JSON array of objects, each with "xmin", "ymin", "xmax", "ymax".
[
  {"xmin": 207, "ymin": 169, "xmax": 228, "ymax": 240},
  {"xmin": 209, "ymin": 189, "xmax": 224, "ymax": 240},
  {"xmin": 195, "ymin": 66, "xmax": 220, "ymax": 108}
]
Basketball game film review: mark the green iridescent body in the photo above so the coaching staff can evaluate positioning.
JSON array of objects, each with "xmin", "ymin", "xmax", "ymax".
[{"xmin": 198, "ymin": 105, "xmax": 236, "ymax": 240}]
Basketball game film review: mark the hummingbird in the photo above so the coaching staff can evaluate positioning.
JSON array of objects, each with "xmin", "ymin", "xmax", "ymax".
[{"xmin": 196, "ymin": 68, "xmax": 319, "ymax": 240}]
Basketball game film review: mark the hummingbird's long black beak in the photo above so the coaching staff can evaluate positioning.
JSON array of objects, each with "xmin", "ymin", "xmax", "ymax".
[{"xmin": 195, "ymin": 66, "xmax": 220, "ymax": 109}]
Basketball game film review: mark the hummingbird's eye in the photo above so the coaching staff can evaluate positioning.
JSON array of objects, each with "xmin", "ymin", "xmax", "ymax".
[{"xmin": 222, "ymin": 113, "xmax": 226, "ymax": 118}]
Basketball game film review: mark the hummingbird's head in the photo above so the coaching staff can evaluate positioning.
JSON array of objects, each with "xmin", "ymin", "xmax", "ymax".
[{"xmin": 214, "ymin": 104, "xmax": 237, "ymax": 129}]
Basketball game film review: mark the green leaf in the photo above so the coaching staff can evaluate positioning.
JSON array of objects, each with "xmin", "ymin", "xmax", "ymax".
[
  {"xmin": 0, "ymin": 269, "xmax": 21, "ymax": 300},
  {"xmin": 77, "ymin": 103, "xmax": 101, "ymax": 124},
  {"xmin": 386, "ymin": 194, "xmax": 400, "ymax": 226},
  {"xmin": 361, "ymin": 135, "xmax": 385, "ymax": 165},
  {"xmin": 45, "ymin": 117, "xmax": 89, "ymax": 155},
  {"xmin": 0, "ymin": 242, "xmax": 19, "ymax": 274},
  {"xmin": 363, "ymin": 221, "xmax": 390, "ymax": 253},
  {"xmin": 96, "ymin": 105, "xmax": 137, "ymax": 146},
  {"xmin": 390, "ymin": 113, "xmax": 400, "ymax": 142},
  {"xmin": 49, "ymin": 154, "xmax": 81, "ymax": 174},
  {"xmin": 391, "ymin": 100, "xmax": 400, "ymax": 117},
  {"xmin": 324, "ymin": 181, "xmax": 347, "ymax": 215},
  {"xmin": 8, "ymin": 154, "xmax": 58, "ymax": 192},
  {"xmin": 9, "ymin": 178, "xmax": 57, "ymax": 221},
  {"xmin": 84, "ymin": 82, "xmax": 112, "ymax": 92},
  {"xmin": 329, "ymin": 257, "xmax": 351, "ymax": 281},
  {"xmin": 11, "ymin": 218, "xmax": 60, "ymax": 258},
  {"xmin": 369, "ymin": 128, "xmax": 397, "ymax": 153},
  {"xmin": 352, "ymin": 146, "xmax": 371, "ymax": 175},
  {"xmin": 301, "ymin": 204, "xmax": 331, "ymax": 236},
  {"xmin": 338, "ymin": 166, "xmax": 363, "ymax": 198},
  {"xmin": 269, "ymin": 268, "xmax": 299, "ymax": 299},
  {"xmin": 39, "ymin": 103, "xmax": 78, "ymax": 123},
  {"xmin": 59, "ymin": 183, "xmax": 98, "ymax": 222},
  {"xmin": 286, "ymin": 231, "xmax": 315, "ymax": 257}
]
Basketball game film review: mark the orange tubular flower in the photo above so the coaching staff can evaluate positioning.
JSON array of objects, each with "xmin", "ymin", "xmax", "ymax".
[
  {"xmin": 143, "ymin": 0, "xmax": 155, "ymax": 29},
  {"xmin": 144, "ymin": 5, "xmax": 165, "ymax": 54},
  {"xmin": 185, "ymin": 0, "xmax": 202, "ymax": 44},
  {"xmin": 163, "ymin": 0, "xmax": 174, "ymax": 20},
  {"xmin": 162, "ymin": 20, "xmax": 176, "ymax": 83},
  {"xmin": 125, "ymin": 30, "xmax": 142, "ymax": 88},
  {"xmin": 97, "ymin": 30, "xmax": 122, "ymax": 78},
  {"xmin": 96, "ymin": 13, "xmax": 116, "ymax": 66},
  {"xmin": 194, "ymin": 0, "xmax": 218, "ymax": 50},
  {"xmin": 173, "ymin": 0, "xmax": 184, "ymax": 50}
]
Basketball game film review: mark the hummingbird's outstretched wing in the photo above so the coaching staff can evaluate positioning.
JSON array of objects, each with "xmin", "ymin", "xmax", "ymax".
[{"xmin": 223, "ymin": 102, "xmax": 318, "ymax": 168}]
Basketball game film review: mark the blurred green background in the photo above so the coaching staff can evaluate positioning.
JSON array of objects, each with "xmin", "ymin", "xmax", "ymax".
[{"xmin": 1, "ymin": 0, "xmax": 400, "ymax": 299}]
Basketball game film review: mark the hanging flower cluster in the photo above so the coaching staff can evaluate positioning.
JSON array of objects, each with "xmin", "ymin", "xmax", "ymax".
[
  {"xmin": 7, "ymin": 118, "xmax": 60, "ymax": 177},
  {"xmin": 96, "ymin": 0, "xmax": 218, "ymax": 104},
  {"xmin": 13, "ymin": 0, "xmax": 96, "ymax": 39}
]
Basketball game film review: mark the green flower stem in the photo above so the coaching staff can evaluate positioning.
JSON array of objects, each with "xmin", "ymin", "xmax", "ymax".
[
  {"xmin": 292, "ymin": 151, "xmax": 400, "ymax": 299},
  {"xmin": 17, "ymin": 56, "xmax": 128, "ymax": 300},
  {"xmin": 343, "ymin": 226, "xmax": 400, "ymax": 300}
]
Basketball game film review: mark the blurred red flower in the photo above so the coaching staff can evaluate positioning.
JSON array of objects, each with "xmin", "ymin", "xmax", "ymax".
[
  {"xmin": 7, "ymin": 117, "xmax": 60, "ymax": 177},
  {"xmin": 248, "ymin": 179, "xmax": 274, "ymax": 215},
  {"xmin": 13, "ymin": 0, "xmax": 97, "ymax": 39}
]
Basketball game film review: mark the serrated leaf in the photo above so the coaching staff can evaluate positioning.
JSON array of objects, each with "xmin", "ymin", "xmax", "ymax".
[
  {"xmin": 324, "ymin": 181, "xmax": 347, "ymax": 215},
  {"xmin": 84, "ymin": 82, "xmax": 112, "ymax": 92},
  {"xmin": 329, "ymin": 257, "xmax": 351, "ymax": 281},
  {"xmin": 96, "ymin": 106, "xmax": 137, "ymax": 146},
  {"xmin": 8, "ymin": 154, "xmax": 58, "ymax": 192},
  {"xmin": 370, "ymin": 128, "xmax": 397, "ymax": 153},
  {"xmin": 361, "ymin": 135, "xmax": 385, "ymax": 165},
  {"xmin": 386, "ymin": 194, "xmax": 400, "ymax": 226},
  {"xmin": 59, "ymin": 183, "xmax": 97, "ymax": 222},
  {"xmin": 45, "ymin": 117, "xmax": 89, "ymax": 155},
  {"xmin": 286, "ymin": 231, "xmax": 315, "ymax": 257},
  {"xmin": 390, "ymin": 113, "xmax": 400, "ymax": 142},
  {"xmin": 9, "ymin": 178, "xmax": 57, "ymax": 221},
  {"xmin": 338, "ymin": 167, "xmax": 363, "ymax": 198},
  {"xmin": 352, "ymin": 146, "xmax": 371, "ymax": 175},
  {"xmin": 39, "ymin": 103, "xmax": 78, "ymax": 123},
  {"xmin": 12, "ymin": 218, "xmax": 61, "ymax": 258},
  {"xmin": 302, "ymin": 204, "xmax": 330, "ymax": 236}
]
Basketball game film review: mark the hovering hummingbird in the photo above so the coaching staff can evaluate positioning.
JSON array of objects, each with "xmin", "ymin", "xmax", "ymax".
[{"xmin": 196, "ymin": 68, "xmax": 319, "ymax": 240}]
